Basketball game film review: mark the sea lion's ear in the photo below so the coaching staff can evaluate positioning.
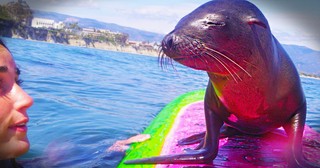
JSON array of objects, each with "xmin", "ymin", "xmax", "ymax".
[{"xmin": 247, "ymin": 18, "xmax": 267, "ymax": 28}]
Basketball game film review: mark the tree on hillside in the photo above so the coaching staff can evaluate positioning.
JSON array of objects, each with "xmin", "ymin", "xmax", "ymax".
[
  {"xmin": 115, "ymin": 33, "xmax": 129, "ymax": 45},
  {"xmin": 64, "ymin": 22, "xmax": 82, "ymax": 31},
  {"xmin": 4, "ymin": 0, "xmax": 33, "ymax": 26},
  {"xmin": 0, "ymin": 5, "xmax": 13, "ymax": 21}
]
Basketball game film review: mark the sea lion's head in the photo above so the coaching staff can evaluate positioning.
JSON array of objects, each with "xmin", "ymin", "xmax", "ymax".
[{"xmin": 161, "ymin": 0, "xmax": 271, "ymax": 76}]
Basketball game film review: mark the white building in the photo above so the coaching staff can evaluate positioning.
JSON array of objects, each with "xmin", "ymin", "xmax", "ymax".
[{"xmin": 31, "ymin": 18, "xmax": 64, "ymax": 29}]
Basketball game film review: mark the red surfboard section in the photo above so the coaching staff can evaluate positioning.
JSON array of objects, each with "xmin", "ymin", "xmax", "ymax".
[
  {"xmin": 119, "ymin": 90, "xmax": 320, "ymax": 168},
  {"xmin": 157, "ymin": 101, "xmax": 320, "ymax": 168}
]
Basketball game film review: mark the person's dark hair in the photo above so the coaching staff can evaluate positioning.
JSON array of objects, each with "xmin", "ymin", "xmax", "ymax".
[
  {"xmin": 0, "ymin": 38, "xmax": 6, "ymax": 47},
  {"xmin": 0, "ymin": 38, "xmax": 9, "ymax": 51}
]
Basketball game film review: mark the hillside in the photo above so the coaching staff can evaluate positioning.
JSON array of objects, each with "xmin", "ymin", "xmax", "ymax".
[
  {"xmin": 32, "ymin": 10, "xmax": 165, "ymax": 42},
  {"xmin": 283, "ymin": 44, "xmax": 320, "ymax": 76}
]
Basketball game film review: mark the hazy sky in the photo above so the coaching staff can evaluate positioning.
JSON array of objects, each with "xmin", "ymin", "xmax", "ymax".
[{"xmin": 2, "ymin": 0, "xmax": 319, "ymax": 50}]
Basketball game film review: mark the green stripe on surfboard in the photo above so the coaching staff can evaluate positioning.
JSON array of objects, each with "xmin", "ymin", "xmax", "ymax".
[{"xmin": 118, "ymin": 89, "xmax": 205, "ymax": 168}]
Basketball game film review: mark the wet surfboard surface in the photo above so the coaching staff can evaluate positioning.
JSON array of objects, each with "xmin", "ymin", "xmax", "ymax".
[{"xmin": 118, "ymin": 90, "xmax": 320, "ymax": 168}]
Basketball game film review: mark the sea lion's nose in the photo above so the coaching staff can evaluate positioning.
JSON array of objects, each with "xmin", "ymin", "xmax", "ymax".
[
  {"xmin": 162, "ymin": 33, "xmax": 174, "ymax": 49},
  {"xmin": 166, "ymin": 35, "xmax": 174, "ymax": 48},
  {"xmin": 162, "ymin": 33, "xmax": 181, "ymax": 50}
]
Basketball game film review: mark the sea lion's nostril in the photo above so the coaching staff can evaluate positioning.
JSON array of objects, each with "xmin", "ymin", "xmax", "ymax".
[
  {"xmin": 166, "ymin": 34, "xmax": 174, "ymax": 47},
  {"xmin": 168, "ymin": 38, "xmax": 173, "ymax": 47},
  {"xmin": 162, "ymin": 34, "xmax": 176, "ymax": 51}
]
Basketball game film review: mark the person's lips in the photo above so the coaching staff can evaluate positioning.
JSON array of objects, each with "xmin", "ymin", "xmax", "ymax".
[{"xmin": 9, "ymin": 118, "xmax": 29, "ymax": 132}]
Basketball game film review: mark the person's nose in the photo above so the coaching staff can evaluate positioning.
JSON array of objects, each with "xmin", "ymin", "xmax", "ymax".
[{"xmin": 13, "ymin": 83, "xmax": 34, "ymax": 111}]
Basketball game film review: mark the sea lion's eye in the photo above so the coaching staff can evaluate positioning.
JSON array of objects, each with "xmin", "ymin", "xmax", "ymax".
[
  {"xmin": 247, "ymin": 18, "xmax": 267, "ymax": 29},
  {"xmin": 206, "ymin": 21, "xmax": 225, "ymax": 27}
]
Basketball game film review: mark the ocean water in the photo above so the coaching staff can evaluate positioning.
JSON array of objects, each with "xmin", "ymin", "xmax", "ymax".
[{"xmin": 2, "ymin": 38, "xmax": 320, "ymax": 168}]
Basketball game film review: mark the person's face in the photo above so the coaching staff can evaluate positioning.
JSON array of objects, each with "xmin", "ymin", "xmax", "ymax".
[{"xmin": 0, "ymin": 44, "xmax": 33, "ymax": 159}]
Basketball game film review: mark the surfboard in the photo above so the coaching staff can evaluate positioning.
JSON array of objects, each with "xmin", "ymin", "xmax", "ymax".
[{"xmin": 118, "ymin": 90, "xmax": 320, "ymax": 167}]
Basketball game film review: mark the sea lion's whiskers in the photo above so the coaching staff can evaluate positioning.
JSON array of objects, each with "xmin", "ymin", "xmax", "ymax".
[
  {"xmin": 199, "ymin": 55, "xmax": 212, "ymax": 72},
  {"xmin": 184, "ymin": 37, "xmax": 239, "ymax": 79},
  {"xmin": 158, "ymin": 48, "xmax": 164, "ymax": 68},
  {"xmin": 205, "ymin": 46, "xmax": 248, "ymax": 76},
  {"xmin": 180, "ymin": 36, "xmax": 197, "ymax": 69},
  {"xmin": 204, "ymin": 52, "xmax": 238, "ymax": 83},
  {"xmin": 205, "ymin": 51, "xmax": 243, "ymax": 81},
  {"xmin": 200, "ymin": 53, "xmax": 223, "ymax": 75},
  {"xmin": 166, "ymin": 56, "xmax": 172, "ymax": 70},
  {"xmin": 204, "ymin": 46, "xmax": 252, "ymax": 78},
  {"xmin": 169, "ymin": 57, "xmax": 177, "ymax": 71},
  {"xmin": 187, "ymin": 46, "xmax": 202, "ymax": 70},
  {"xmin": 205, "ymin": 52, "xmax": 241, "ymax": 82},
  {"xmin": 161, "ymin": 53, "xmax": 168, "ymax": 70},
  {"xmin": 183, "ymin": 37, "xmax": 208, "ymax": 70},
  {"xmin": 158, "ymin": 46, "xmax": 175, "ymax": 70}
]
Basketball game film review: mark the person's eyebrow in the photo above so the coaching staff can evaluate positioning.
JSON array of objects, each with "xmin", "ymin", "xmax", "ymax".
[{"xmin": 0, "ymin": 66, "xmax": 8, "ymax": 73}]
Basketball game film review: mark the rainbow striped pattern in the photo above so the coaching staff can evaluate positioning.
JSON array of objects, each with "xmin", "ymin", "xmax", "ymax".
[{"xmin": 118, "ymin": 90, "xmax": 205, "ymax": 168}]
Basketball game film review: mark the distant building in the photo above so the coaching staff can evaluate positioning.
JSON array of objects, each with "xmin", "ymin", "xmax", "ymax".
[
  {"xmin": 96, "ymin": 28, "xmax": 122, "ymax": 35},
  {"xmin": 80, "ymin": 27, "xmax": 122, "ymax": 36},
  {"xmin": 128, "ymin": 40, "xmax": 158, "ymax": 50},
  {"xmin": 31, "ymin": 17, "xmax": 64, "ymax": 29},
  {"xmin": 82, "ymin": 28, "xmax": 95, "ymax": 33},
  {"xmin": 81, "ymin": 27, "xmax": 100, "ymax": 36}
]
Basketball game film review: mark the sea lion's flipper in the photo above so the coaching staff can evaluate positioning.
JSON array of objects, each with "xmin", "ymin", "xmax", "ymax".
[
  {"xmin": 124, "ymin": 148, "xmax": 216, "ymax": 164},
  {"xmin": 283, "ymin": 102, "xmax": 319, "ymax": 168},
  {"xmin": 178, "ymin": 125, "xmax": 240, "ymax": 146},
  {"xmin": 177, "ymin": 132, "xmax": 205, "ymax": 146}
]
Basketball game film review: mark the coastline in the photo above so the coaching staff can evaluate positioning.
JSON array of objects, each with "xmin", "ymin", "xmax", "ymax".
[
  {"xmin": 300, "ymin": 74, "xmax": 320, "ymax": 80},
  {"xmin": 8, "ymin": 36, "xmax": 160, "ymax": 57},
  {"xmin": 68, "ymin": 39, "xmax": 159, "ymax": 57}
]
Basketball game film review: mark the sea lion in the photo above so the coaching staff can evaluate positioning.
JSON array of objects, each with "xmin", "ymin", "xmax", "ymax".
[{"xmin": 125, "ymin": 0, "xmax": 319, "ymax": 167}]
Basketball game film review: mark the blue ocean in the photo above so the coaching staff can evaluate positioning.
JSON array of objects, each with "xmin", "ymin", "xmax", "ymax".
[{"xmin": 3, "ymin": 38, "xmax": 320, "ymax": 168}]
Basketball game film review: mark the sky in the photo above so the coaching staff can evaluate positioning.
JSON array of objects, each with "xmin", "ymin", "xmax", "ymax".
[{"xmin": 1, "ymin": 0, "xmax": 320, "ymax": 51}]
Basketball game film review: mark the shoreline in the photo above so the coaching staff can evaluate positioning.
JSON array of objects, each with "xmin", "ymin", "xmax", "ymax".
[
  {"xmin": 300, "ymin": 74, "xmax": 320, "ymax": 80},
  {"xmin": 68, "ymin": 39, "xmax": 159, "ymax": 57},
  {"xmin": 7, "ymin": 36, "xmax": 160, "ymax": 57}
]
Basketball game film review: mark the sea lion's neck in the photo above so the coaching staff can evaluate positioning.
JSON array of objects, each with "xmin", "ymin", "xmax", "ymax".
[
  {"xmin": 207, "ymin": 72, "xmax": 242, "ymax": 85},
  {"xmin": 207, "ymin": 72, "xmax": 231, "ymax": 98}
]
